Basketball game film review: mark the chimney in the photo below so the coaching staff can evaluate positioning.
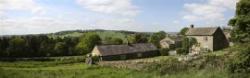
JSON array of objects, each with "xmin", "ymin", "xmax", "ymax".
[{"xmin": 190, "ymin": 24, "xmax": 194, "ymax": 28}]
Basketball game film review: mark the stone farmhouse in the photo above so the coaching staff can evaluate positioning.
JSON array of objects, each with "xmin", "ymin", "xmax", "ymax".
[
  {"xmin": 91, "ymin": 43, "xmax": 159, "ymax": 61},
  {"xmin": 186, "ymin": 26, "xmax": 229, "ymax": 53}
]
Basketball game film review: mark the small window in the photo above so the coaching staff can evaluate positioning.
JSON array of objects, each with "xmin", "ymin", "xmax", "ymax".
[{"xmin": 204, "ymin": 37, "xmax": 208, "ymax": 41}]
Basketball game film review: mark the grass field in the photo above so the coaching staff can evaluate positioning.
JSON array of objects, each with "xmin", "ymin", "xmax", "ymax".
[
  {"xmin": 0, "ymin": 61, "xmax": 246, "ymax": 78},
  {"xmin": 0, "ymin": 61, "xmax": 160, "ymax": 78}
]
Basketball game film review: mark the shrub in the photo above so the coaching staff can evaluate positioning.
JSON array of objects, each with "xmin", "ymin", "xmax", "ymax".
[
  {"xmin": 159, "ymin": 48, "xmax": 169, "ymax": 56},
  {"xmin": 144, "ymin": 57, "xmax": 188, "ymax": 75},
  {"xmin": 176, "ymin": 48, "xmax": 188, "ymax": 55},
  {"xmin": 200, "ymin": 48, "xmax": 212, "ymax": 53},
  {"xmin": 227, "ymin": 44, "xmax": 250, "ymax": 73},
  {"xmin": 92, "ymin": 56, "xmax": 101, "ymax": 64}
]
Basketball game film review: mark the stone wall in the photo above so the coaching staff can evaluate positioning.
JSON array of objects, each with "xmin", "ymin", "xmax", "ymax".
[{"xmin": 188, "ymin": 36, "xmax": 214, "ymax": 52}]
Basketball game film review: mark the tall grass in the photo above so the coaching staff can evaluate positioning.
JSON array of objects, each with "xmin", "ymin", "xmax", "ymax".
[{"xmin": 0, "ymin": 62, "xmax": 160, "ymax": 78}]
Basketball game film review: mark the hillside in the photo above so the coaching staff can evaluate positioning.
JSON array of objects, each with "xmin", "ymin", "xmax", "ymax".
[
  {"xmin": 45, "ymin": 29, "xmax": 154, "ymax": 43},
  {"xmin": 1, "ymin": 44, "xmax": 249, "ymax": 78}
]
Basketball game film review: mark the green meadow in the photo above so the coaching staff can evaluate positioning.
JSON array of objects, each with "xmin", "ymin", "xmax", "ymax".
[{"xmin": 0, "ymin": 61, "xmax": 160, "ymax": 78}]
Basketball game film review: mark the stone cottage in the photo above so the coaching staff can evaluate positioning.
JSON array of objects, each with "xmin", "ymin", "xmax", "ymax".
[
  {"xmin": 186, "ymin": 26, "xmax": 229, "ymax": 53},
  {"xmin": 160, "ymin": 36, "xmax": 182, "ymax": 49},
  {"xmin": 91, "ymin": 43, "xmax": 159, "ymax": 61}
]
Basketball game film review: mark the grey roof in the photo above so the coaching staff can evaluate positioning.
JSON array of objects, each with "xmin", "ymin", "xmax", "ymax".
[
  {"xmin": 186, "ymin": 27, "xmax": 219, "ymax": 36},
  {"xmin": 95, "ymin": 43, "xmax": 158, "ymax": 56}
]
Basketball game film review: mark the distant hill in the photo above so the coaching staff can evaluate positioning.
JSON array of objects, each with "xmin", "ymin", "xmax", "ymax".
[
  {"xmin": 0, "ymin": 29, "xmax": 179, "ymax": 41},
  {"xmin": 0, "ymin": 29, "xmax": 176, "ymax": 39},
  {"xmin": 49, "ymin": 29, "xmax": 154, "ymax": 42},
  {"xmin": 37, "ymin": 29, "xmax": 153, "ymax": 42}
]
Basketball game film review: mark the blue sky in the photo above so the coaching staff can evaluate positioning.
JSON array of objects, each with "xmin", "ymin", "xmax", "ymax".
[{"xmin": 0, "ymin": 0, "xmax": 238, "ymax": 35}]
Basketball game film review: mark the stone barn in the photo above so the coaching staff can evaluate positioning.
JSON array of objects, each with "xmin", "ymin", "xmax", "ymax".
[
  {"xmin": 91, "ymin": 43, "xmax": 159, "ymax": 61},
  {"xmin": 186, "ymin": 26, "xmax": 229, "ymax": 53}
]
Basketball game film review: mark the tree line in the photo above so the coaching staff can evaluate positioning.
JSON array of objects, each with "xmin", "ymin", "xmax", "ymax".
[
  {"xmin": 0, "ymin": 31, "xmax": 167, "ymax": 58},
  {"xmin": 0, "ymin": 35, "xmax": 80, "ymax": 57}
]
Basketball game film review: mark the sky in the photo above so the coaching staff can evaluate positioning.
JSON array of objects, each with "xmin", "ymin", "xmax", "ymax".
[{"xmin": 0, "ymin": 0, "xmax": 239, "ymax": 35}]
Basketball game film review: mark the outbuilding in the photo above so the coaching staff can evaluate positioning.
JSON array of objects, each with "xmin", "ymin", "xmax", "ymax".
[{"xmin": 91, "ymin": 43, "xmax": 159, "ymax": 61}]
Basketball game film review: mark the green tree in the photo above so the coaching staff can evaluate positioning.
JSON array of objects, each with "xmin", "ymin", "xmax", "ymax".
[
  {"xmin": 134, "ymin": 34, "xmax": 149, "ymax": 43},
  {"xmin": 178, "ymin": 37, "xmax": 197, "ymax": 55},
  {"xmin": 127, "ymin": 35, "xmax": 136, "ymax": 44},
  {"xmin": 104, "ymin": 37, "xmax": 123, "ymax": 45},
  {"xmin": 54, "ymin": 42, "xmax": 67, "ymax": 56},
  {"xmin": 25, "ymin": 36, "xmax": 41, "ymax": 57},
  {"xmin": 38, "ymin": 36, "xmax": 55, "ymax": 57},
  {"xmin": 149, "ymin": 31, "xmax": 166, "ymax": 48},
  {"xmin": 0, "ymin": 39, "xmax": 4, "ymax": 57},
  {"xmin": 179, "ymin": 27, "xmax": 189, "ymax": 35},
  {"xmin": 159, "ymin": 48, "xmax": 169, "ymax": 56},
  {"xmin": 126, "ymin": 34, "xmax": 149, "ymax": 44},
  {"xmin": 64, "ymin": 37, "xmax": 79, "ymax": 55},
  {"xmin": 75, "ymin": 33, "xmax": 101, "ymax": 55},
  {"xmin": 7, "ymin": 37, "xmax": 27, "ymax": 57},
  {"xmin": 229, "ymin": 0, "xmax": 250, "ymax": 42},
  {"xmin": 0, "ymin": 38, "xmax": 8, "ymax": 57},
  {"xmin": 227, "ymin": 43, "xmax": 250, "ymax": 73},
  {"xmin": 111, "ymin": 38, "xmax": 123, "ymax": 45}
]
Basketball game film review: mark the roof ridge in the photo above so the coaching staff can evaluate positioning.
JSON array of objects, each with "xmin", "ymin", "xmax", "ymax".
[
  {"xmin": 191, "ymin": 27, "xmax": 219, "ymax": 29},
  {"xmin": 186, "ymin": 27, "xmax": 220, "ymax": 36}
]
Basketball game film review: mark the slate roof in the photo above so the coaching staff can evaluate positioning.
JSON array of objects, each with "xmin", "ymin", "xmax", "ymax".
[
  {"xmin": 95, "ymin": 43, "xmax": 158, "ymax": 56},
  {"xmin": 186, "ymin": 27, "xmax": 219, "ymax": 36}
]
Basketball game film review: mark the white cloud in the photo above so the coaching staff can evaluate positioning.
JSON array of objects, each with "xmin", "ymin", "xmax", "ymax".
[
  {"xmin": 94, "ymin": 18, "xmax": 144, "ymax": 31},
  {"xmin": 0, "ymin": 0, "xmax": 144, "ymax": 35},
  {"xmin": 182, "ymin": 0, "xmax": 238, "ymax": 23},
  {"xmin": 0, "ymin": 17, "xmax": 145, "ymax": 35},
  {"xmin": 0, "ymin": 17, "xmax": 88, "ymax": 35},
  {"xmin": 209, "ymin": 0, "xmax": 238, "ymax": 10},
  {"xmin": 173, "ymin": 20, "xmax": 180, "ymax": 24},
  {"xmin": 76, "ymin": 0, "xmax": 140, "ymax": 17},
  {"xmin": 0, "ymin": 0, "xmax": 45, "ymax": 15}
]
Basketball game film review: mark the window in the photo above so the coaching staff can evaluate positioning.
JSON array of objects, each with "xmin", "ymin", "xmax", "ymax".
[{"xmin": 204, "ymin": 37, "xmax": 208, "ymax": 41}]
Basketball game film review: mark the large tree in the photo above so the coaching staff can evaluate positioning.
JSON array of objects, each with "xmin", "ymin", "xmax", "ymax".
[
  {"xmin": 229, "ymin": 0, "xmax": 250, "ymax": 42},
  {"xmin": 0, "ymin": 38, "xmax": 10, "ymax": 57},
  {"xmin": 179, "ymin": 27, "xmax": 189, "ymax": 35},
  {"xmin": 7, "ymin": 37, "xmax": 27, "ymax": 57},
  {"xmin": 178, "ymin": 37, "xmax": 197, "ymax": 55},
  {"xmin": 103, "ymin": 37, "xmax": 123, "ymax": 45},
  {"xmin": 75, "ymin": 33, "xmax": 101, "ymax": 55},
  {"xmin": 54, "ymin": 42, "xmax": 67, "ymax": 56},
  {"xmin": 149, "ymin": 31, "xmax": 166, "ymax": 48},
  {"xmin": 126, "ymin": 34, "xmax": 149, "ymax": 44}
]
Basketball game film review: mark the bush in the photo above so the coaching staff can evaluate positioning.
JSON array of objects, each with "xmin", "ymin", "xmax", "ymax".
[
  {"xmin": 159, "ymin": 48, "xmax": 169, "ymax": 56},
  {"xmin": 144, "ymin": 57, "xmax": 188, "ymax": 75},
  {"xmin": 92, "ymin": 56, "xmax": 101, "ymax": 64},
  {"xmin": 227, "ymin": 46, "xmax": 250, "ymax": 73},
  {"xmin": 200, "ymin": 48, "xmax": 212, "ymax": 53},
  {"xmin": 176, "ymin": 48, "xmax": 188, "ymax": 55}
]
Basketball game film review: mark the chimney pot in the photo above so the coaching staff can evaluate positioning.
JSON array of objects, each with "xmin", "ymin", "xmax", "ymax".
[{"xmin": 190, "ymin": 24, "xmax": 194, "ymax": 28}]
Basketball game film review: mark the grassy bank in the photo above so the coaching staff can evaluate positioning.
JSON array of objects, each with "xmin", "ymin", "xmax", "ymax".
[
  {"xmin": 1, "ymin": 43, "xmax": 250, "ymax": 78},
  {"xmin": 0, "ymin": 61, "xmax": 160, "ymax": 78},
  {"xmin": 1, "ymin": 61, "xmax": 248, "ymax": 78}
]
